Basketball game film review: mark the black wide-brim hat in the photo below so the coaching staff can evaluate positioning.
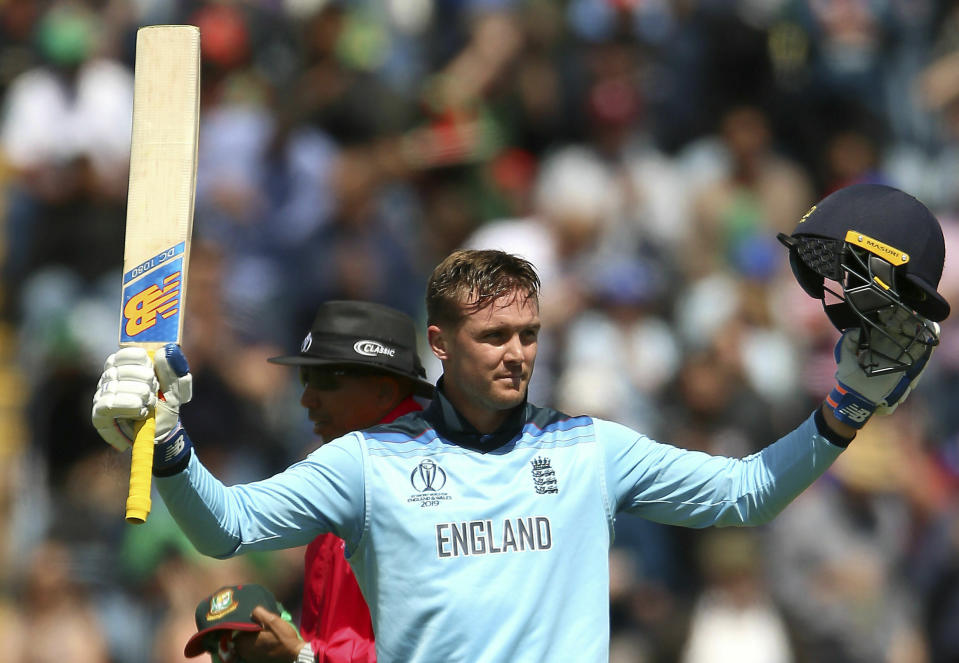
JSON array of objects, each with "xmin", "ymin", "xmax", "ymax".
[
  {"xmin": 268, "ymin": 301, "xmax": 434, "ymax": 398},
  {"xmin": 184, "ymin": 583, "xmax": 279, "ymax": 657}
]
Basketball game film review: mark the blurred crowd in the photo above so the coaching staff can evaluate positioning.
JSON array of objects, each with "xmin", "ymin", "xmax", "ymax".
[{"xmin": 4, "ymin": 0, "xmax": 959, "ymax": 661}]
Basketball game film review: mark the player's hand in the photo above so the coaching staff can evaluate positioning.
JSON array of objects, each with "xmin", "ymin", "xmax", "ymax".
[
  {"xmin": 153, "ymin": 343, "xmax": 193, "ymax": 434},
  {"xmin": 92, "ymin": 344, "xmax": 195, "ymax": 474},
  {"xmin": 826, "ymin": 311, "xmax": 939, "ymax": 429},
  {"xmin": 92, "ymin": 347, "xmax": 159, "ymax": 450},
  {"xmin": 234, "ymin": 606, "xmax": 307, "ymax": 663}
]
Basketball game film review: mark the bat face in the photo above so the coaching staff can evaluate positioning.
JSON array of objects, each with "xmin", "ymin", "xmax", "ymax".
[
  {"xmin": 119, "ymin": 25, "xmax": 200, "ymax": 352},
  {"xmin": 121, "ymin": 241, "xmax": 186, "ymax": 344}
]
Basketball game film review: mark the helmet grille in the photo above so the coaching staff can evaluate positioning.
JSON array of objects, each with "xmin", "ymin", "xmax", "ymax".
[{"xmin": 791, "ymin": 233, "xmax": 938, "ymax": 375}]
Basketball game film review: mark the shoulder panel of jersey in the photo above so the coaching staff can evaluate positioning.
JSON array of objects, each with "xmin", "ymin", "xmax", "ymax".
[{"xmin": 360, "ymin": 404, "xmax": 596, "ymax": 456}]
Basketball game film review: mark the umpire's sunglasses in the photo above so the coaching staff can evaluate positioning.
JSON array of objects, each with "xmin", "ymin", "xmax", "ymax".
[{"xmin": 299, "ymin": 366, "xmax": 380, "ymax": 390}]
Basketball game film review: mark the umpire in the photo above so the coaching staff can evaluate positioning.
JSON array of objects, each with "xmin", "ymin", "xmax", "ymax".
[
  {"xmin": 171, "ymin": 301, "xmax": 432, "ymax": 663},
  {"xmin": 246, "ymin": 301, "xmax": 432, "ymax": 663}
]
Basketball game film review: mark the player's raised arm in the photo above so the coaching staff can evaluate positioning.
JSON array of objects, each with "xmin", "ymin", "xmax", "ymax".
[
  {"xmin": 601, "ymin": 184, "xmax": 947, "ymax": 529},
  {"xmin": 92, "ymin": 343, "xmax": 367, "ymax": 556}
]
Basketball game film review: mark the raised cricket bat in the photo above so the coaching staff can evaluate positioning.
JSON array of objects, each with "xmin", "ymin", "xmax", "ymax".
[{"xmin": 120, "ymin": 25, "xmax": 200, "ymax": 524}]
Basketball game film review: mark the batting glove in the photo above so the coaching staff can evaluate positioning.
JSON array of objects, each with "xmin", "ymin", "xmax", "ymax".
[
  {"xmin": 827, "ymin": 312, "xmax": 939, "ymax": 429},
  {"xmin": 91, "ymin": 344, "xmax": 194, "ymax": 474},
  {"xmin": 152, "ymin": 343, "xmax": 194, "ymax": 475},
  {"xmin": 92, "ymin": 348, "xmax": 159, "ymax": 451}
]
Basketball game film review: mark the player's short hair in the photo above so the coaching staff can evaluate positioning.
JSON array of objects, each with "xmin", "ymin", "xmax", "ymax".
[{"xmin": 427, "ymin": 250, "xmax": 541, "ymax": 327}]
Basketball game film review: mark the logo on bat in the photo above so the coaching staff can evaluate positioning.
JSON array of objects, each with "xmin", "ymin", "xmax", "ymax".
[{"xmin": 121, "ymin": 251, "xmax": 184, "ymax": 343}]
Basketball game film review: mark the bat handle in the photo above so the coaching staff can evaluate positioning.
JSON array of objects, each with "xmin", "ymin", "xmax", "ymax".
[
  {"xmin": 125, "ymin": 351, "xmax": 156, "ymax": 524},
  {"xmin": 126, "ymin": 415, "xmax": 155, "ymax": 523}
]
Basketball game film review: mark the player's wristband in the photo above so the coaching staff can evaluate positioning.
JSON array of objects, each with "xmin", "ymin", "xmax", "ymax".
[
  {"xmin": 295, "ymin": 642, "xmax": 316, "ymax": 663},
  {"xmin": 153, "ymin": 422, "xmax": 193, "ymax": 476},
  {"xmin": 813, "ymin": 406, "xmax": 855, "ymax": 448},
  {"xmin": 825, "ymin": 382, "xmax": 876, "ymax": 430}
]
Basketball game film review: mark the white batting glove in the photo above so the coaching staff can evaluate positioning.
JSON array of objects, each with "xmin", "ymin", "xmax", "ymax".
[
  {"xmin": 151, "ymin": 344, "xmax": 195, "ymax": 475},
  {"xmin": 153, "ymin": 343, "xmax": 193, "ymax": 434},
  {"xmin": 92, "ymin": 345, "xmax": 194, "ymax": 473},
  {"xmin": 827, "ymin": 311, "xmax": 939, "ymax": 428},
  {"xmin": 92, "ymin": 348, "xmax": 159, "ymax": 451}
]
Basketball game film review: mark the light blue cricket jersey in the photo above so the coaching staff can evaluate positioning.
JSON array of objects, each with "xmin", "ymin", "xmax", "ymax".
[{"xmin": 156, "ymin": 388, "xmax": 844, "ymax": 663}]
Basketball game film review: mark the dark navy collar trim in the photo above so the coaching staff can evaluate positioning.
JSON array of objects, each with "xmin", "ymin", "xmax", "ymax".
[{"xmin": 424, "ymin": 377, "xmax": 530, "ymax": 452}]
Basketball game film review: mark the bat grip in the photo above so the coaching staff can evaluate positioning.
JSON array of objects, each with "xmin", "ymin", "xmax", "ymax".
[{"xmin": 125, "ymin": 352, "xmax": 156, "ymax": 524}]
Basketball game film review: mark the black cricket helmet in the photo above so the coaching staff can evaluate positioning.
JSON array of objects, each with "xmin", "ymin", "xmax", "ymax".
[{"xmin": 778, "ymin": 183, "xmax": 949, "ymax": 375}]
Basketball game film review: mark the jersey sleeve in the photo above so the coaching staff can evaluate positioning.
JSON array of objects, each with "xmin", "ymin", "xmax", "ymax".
[
  {"xmin": 595, "ymin": 412, "xmax": 844, "ymax": 528},
  {"xmin": 155, "ymin": 433, "xmax": 367, "ymax": 557}
]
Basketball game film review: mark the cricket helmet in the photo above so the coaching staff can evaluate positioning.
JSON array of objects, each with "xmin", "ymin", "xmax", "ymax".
[{"xmin": 778, "ymin": 183, "xmax": 948, "ymax": 375}]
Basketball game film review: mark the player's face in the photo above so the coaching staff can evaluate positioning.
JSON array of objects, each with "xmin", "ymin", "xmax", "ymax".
[
  {"xmin": 430, "ymin": 292, "xmax": 540, "ymax": 432},
  {"xmin": 299, "ymin": 368, "xmax": 392, "ymax": 442}
]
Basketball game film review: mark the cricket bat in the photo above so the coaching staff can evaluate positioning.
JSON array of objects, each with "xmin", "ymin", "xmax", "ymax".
[{"xmin": 120, "ymin": 25, "xmax": 200, "ymax": 524}]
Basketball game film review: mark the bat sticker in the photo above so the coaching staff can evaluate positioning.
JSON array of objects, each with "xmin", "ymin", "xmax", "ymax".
[{"xmin": 121, "ymin": 242, "xmax": 185, "ymax": 342}]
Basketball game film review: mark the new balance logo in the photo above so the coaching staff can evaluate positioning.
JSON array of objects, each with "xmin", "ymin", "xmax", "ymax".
[
  {"xmin": 160, "ymin": 433, "xmax": 186, "ymax": 463},
  {"xmin": 120, "ymin": 255, "xmax": 185, "ymax": 343},
  {"xmin": 839, "ymin": 403, "xmax": 872, "ymax": 423},
  {"xmin": 124, "ymin": 271, "xmax": 181, "ymax": 337}
]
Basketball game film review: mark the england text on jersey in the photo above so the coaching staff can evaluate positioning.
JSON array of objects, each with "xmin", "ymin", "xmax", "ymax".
[{"xmin": 435, "ymin": 516, "xmax": 552, "ymax": 558}]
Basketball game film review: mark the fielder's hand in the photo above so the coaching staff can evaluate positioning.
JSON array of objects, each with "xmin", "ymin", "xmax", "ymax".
[
  {"xmin": 826, "ymin": 312, "xmax": 939, "ymax": 429},
  {"xmin": 91, "ymin": 344, "xmax": 194, "ymax": 475},
  {"xmin": 234, "ymin": 606, "xmax": 308, "ymax": 663}
]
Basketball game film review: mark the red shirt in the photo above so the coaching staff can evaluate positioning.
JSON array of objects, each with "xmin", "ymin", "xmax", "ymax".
[{"xmin": 299, "ymin": 396, "xmax": 423, "ymax": 662}]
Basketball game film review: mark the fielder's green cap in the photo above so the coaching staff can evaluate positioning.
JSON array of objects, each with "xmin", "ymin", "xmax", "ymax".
[{"xmin": 184, "ymin": 584, "xmax": 280, "ymax": 658}]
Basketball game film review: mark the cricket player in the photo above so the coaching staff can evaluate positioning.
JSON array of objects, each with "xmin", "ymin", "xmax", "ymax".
[{"xmin": 93, "ymin": 184, "xmax": 948, "ymax": 662}]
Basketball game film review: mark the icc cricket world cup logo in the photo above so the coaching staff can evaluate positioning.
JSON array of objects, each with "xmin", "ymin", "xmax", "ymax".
[{"xmin": 411, "ymin": 459, "xmax": 447, "ymax": 492}]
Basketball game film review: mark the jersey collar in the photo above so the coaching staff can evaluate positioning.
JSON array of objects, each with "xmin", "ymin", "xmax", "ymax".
[{"xmin": 425, "ymin": 377, "xmax": 530, "ymax": 452}]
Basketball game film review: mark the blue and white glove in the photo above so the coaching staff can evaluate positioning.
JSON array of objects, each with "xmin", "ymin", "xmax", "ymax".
[
  {"xmin": 92, "ymin": 343, "xmax": 194, "ymax": 474},
  {"xmin": 826, "ymin": 311, "xmax": 939, "ymax": 429}
]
